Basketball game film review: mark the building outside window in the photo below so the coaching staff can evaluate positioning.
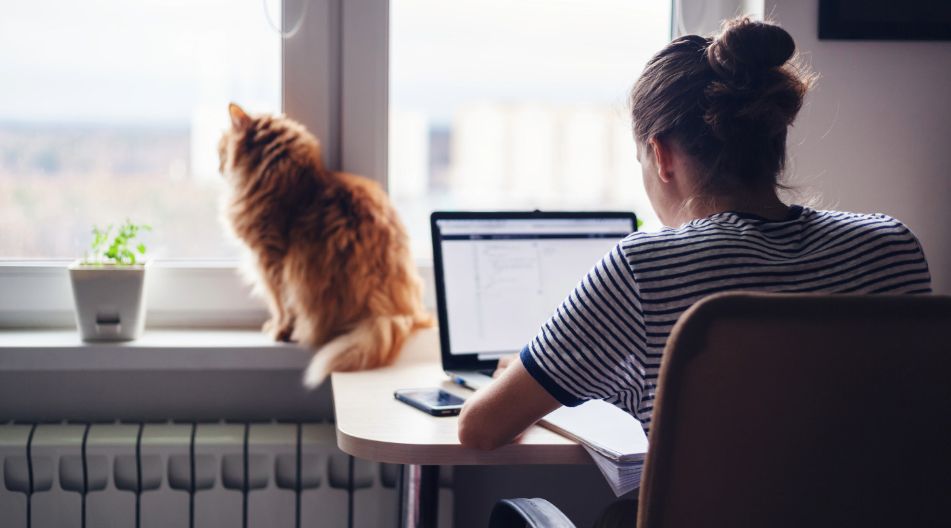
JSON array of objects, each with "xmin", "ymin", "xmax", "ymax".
[{"xmin": 389, "ymin": 0, "xmax": 671, "ymax": 255}]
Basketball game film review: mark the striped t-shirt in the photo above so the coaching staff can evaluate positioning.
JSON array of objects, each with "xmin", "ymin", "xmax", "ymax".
[{"xmin": 520, "ymin": 206, "xmax": 932, "ymax": 432}]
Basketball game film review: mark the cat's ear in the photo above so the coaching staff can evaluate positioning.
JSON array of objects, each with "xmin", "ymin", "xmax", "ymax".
[{"xmin": 228, "ymin": 103, "xmax": 251, "ymax": 130}]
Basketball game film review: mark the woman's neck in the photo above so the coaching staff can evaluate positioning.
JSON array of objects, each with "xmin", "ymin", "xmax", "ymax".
[{"xmin": 678, "ymin": 190, "xmax": 790, "ymax": 225}]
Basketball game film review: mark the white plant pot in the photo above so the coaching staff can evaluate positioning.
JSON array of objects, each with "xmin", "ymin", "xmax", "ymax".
[{"xmin": 68, "ymin": 261, "xmax": 148, "ymax": 342}]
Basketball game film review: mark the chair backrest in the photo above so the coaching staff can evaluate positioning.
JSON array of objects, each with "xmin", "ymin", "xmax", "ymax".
[{"xmin": 637, "ymin": 293, "xmax": 951, "ymax": 528}]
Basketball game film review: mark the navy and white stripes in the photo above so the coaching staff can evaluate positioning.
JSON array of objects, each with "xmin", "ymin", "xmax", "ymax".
[{"xmin": 520, "ymin": 206, "xmax": 932, "ymax": 432}]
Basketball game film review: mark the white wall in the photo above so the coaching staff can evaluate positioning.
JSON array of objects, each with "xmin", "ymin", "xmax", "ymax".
[{"xmin": 767, "ymin": 0, "xmax": 951, "ymax": 293}]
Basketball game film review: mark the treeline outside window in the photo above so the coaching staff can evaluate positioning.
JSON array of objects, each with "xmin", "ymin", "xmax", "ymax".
[{"xmin": 0, "ymin": 0, "xmax": 281, "ymax": 260}]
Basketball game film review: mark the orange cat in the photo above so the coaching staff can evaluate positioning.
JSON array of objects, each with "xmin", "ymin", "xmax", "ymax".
[{"xmin": 218, "ymin": 103, "xmax": 433, "ymax": 388}]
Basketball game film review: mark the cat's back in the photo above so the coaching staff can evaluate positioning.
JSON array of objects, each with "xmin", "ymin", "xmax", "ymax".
[
  {"xmin": 334, "ymin": 172, "xmax": 386, "ymax": 199},
  {"xmin": 291, "ymin": 170, "xmax": 404, "ymax": 245},
  {"xmin": 329, "ymin": 172, "xmax": 399, "ymax": 220}
]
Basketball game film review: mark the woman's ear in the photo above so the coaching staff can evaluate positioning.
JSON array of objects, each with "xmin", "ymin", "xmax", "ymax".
[{"xmin": 649, "ymin": 137, "xmax": 674, "ymax": 183}]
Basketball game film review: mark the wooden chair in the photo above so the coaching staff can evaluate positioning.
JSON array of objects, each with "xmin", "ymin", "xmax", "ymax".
[{"xmin": 491, "ymin": 293, "xmax": 951, "ymax": 528}]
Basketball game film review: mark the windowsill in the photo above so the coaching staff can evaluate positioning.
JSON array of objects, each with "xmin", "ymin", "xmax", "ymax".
[
  {"xmin": 0, "ymin": 260, "xmax": 436, "ymax": 329},
  {"xmin": 0, "ymin": 329, "xmax": 311, "ymax": 371}
]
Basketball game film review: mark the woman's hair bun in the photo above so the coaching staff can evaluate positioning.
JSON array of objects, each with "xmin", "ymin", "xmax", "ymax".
[
  {"xmin": 706, "ymin": 17, "xmax": 796, "ymax": 82},
  {"xmin": 630, "ymin": 16, "xmax": 813, "ymax": 192}
]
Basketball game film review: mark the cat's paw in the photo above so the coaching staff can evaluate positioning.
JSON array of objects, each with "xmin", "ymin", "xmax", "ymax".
[
  {"xmin": 275, "ymin": 324, "xmax": 295, "ymax": 342},
  {"xmin": 263, "ymin": 319, "xmax": 295, "ymax": 342}
]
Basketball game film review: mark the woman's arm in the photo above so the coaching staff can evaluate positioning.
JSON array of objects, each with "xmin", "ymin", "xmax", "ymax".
[
  {"xmin": 457, "ymin": 355, "xmax": 561, "ymax": 450},
  {"xmin": 459, "ymin": 241, "xmax": 647, "ymax": 450}
]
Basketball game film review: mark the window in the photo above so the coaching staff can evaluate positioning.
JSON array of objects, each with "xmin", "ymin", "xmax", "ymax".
[
  {"xmin": 0, "ymin": 0, "xmax": 282, "ymax": 260},
  {"xmin": 0, "ymin": 0, "xmax": 675, "ymax": 326},
  {"xmin": 389, "ymin": 0, "xmax": 672, "ymax": 255}
]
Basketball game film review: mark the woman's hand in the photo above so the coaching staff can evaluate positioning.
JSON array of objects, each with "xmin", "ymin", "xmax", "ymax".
[{"xmin": 493, "ymin": 355, "xmax": 516, "ymax": 378}]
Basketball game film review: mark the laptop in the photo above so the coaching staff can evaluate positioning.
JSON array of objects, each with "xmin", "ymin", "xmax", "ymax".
[{"xmin": 431, "ymin": 211, "xmax": 638, "ymax": 391}]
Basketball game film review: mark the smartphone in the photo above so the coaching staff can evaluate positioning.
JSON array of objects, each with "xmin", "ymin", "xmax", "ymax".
[{"xmin": 394, "ymin": 388, "xmax": 466, "ymax": 416}]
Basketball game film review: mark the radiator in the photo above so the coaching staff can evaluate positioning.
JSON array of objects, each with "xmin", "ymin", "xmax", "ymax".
[{"xmin": 0, "ymin": 422, "xmax": 453, "ymax": 528}]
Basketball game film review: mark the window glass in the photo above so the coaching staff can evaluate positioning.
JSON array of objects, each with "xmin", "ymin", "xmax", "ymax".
[
  {"xmin": 0, "ymin": 0, "xmax": 281, "ymax": 259},
  {"xmin": 390, "ymin": 0, "xmax": 671, "ymax": 256}
]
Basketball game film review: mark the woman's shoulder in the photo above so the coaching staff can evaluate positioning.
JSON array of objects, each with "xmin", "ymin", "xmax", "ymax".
[
  {"xmin": 798, "ymin": 207, "xmax": 919, "ymax": 237},
  {"xmin": 619, "ymin": 209, "xmax": 767, "ymax": 249},
  {"xmin": 619, "ymin": 206, "xmax": 921, "ymax": 257},
  {"xmin": 617, "ymin": 217, "xmax": 736, "ymax": 263}
]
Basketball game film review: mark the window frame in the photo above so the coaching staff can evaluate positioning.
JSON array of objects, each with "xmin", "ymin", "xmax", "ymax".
[
  {"xmin": 1, "ymin": 0, "xmax": 702, "ymax": 329},
  {"xmin": 0, "ymin": 0, "xmax": 389, "ymax": 329}
]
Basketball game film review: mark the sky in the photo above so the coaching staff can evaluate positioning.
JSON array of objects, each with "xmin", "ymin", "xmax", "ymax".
[
  {"xmin": 0, "ymin": 0, "xmax": 281, "ymax": 125},
  {"xmin": 391, "ymin": 0, "xmax": 672, "ymax": 124},
  {"xmin": 0, "ymin": 0, "xmax": 671, "ymax": 126}
]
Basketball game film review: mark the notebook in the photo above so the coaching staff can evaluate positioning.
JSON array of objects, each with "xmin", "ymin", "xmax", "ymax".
[{"xmin": 541, "ymin": 400, "xmax": 648, "ymax": 496}]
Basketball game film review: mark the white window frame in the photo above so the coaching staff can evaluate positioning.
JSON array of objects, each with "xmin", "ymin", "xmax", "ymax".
[
  {"xmin": 2, "ymin": 0, "xmax": 733, "ymax": 329},
  {"xmin": 0, "ymin": 0, "xmax": 389, "ymax": 329}
]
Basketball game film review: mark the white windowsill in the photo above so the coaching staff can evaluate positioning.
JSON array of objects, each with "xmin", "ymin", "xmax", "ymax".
[
  {"xmin": 0, "ymin": 329, "xmax": 311, "ymax": 371},
  {"xmin": 0, "ymin": 260, "xmax": 436, "ymax": 329}
]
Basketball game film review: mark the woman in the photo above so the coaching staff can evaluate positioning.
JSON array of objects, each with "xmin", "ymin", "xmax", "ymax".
[{"xmin": 458, "ymin": 18, "xmax": 931, "ymax": 451}]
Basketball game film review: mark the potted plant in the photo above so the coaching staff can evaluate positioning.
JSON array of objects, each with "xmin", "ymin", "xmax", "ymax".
[{"xmin": 68, "ymin": 220, "xmax": 151, "ymax": 341}]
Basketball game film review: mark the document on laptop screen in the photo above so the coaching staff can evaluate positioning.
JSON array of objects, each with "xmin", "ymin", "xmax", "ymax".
[{"xmin": 437, "ymin": 218, "xmax": 632, "ymax": 357}]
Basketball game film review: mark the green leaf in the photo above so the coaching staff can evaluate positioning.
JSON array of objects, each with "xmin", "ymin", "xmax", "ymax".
[{"xmin": 84, "ymin": 219, "xmax": 153, "ymax": 266}]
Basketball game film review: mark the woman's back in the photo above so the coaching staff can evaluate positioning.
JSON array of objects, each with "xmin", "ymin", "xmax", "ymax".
[
  {"xmin": 630, "ymin": 207, "xmax": 931, "ymax": 316},
  {"xmin": 458, "ymin": 17, "xmax": 934, "ymax": 453},
  {"xmin": 520, "ymin": 206, "xmax": 931, "ymax": 431}
]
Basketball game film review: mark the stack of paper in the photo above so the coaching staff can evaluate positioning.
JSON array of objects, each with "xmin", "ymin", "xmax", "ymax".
[{"xmin": 540, "ymin": 400, "xmax": 648, "ymax": 496}]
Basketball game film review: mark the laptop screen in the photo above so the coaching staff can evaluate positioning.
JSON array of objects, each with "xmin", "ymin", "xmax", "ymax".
[{"xmin": 431, "ymin": 213, "xmax": 636, "ymax": 364}]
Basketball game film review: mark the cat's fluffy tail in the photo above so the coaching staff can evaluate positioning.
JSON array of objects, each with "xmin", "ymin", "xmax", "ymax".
[{"xmin": 302, "ymin": 313, "xmax": 430, "ymax": 389}]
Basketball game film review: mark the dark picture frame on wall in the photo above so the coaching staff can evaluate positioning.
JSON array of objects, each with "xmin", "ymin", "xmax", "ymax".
[{"xmin": 819, "ymin": 0, "xmax": 951, "ymax": 41}]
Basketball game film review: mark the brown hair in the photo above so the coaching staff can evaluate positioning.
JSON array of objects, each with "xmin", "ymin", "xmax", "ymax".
[{"xmin": 630, "ymin": 17, "xmax": 814, "ymax": 194}]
